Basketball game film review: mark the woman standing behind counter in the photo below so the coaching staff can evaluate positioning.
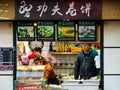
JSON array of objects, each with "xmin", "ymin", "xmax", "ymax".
[{"xmin": 34, "ymin": 56, "xmax": 60, "ymax": 85}]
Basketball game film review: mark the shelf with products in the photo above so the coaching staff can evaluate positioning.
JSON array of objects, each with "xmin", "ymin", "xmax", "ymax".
[
  {"xmin": 51, "ymin": 41, "xmax": 83, "ymax": 54},
  {"xmin": 50, "ymin": 44, "xmax": 78, "ymax": 76},
  {"xmin": 51, "ymin": 53, "xmax": 77, "ymax": 75},
  {"xmin": 50, "ymin": 41, "xmax": 100, "ymax": 76},
  {"xmin": 50, "ymin": 41, "xmax": 100, "ymax": 54},
  {"xmin": 53, "ymin": 63, "xmax": 75, "ymax": 69}
]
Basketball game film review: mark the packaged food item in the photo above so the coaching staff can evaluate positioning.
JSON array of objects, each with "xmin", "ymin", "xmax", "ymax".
[{"xmin": 70, "ymin": 47, "xmax": 82, "ymax": 53}]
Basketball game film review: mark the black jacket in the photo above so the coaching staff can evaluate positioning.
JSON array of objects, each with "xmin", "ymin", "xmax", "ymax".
[{"xmin": 74, "ymin": 50, "xmax": 98, "ymax": 79}]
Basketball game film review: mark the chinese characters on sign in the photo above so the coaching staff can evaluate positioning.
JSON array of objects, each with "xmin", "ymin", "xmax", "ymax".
[
  {"xmin": 51, "ymin": 2, "xmax": 63, "ymax": 16},
  {"xmin": 80, "ymin": 3, "xmax": 91, "ymax": 17},
  {"xmin": 37, "ymin": 2, "xmax": 48, "ymax": 17},
  {"xmin": 19, "ymin": 0, "xmax": 33, "ymax": 18},
  {"xmin": 16, "ymin": 0, "xmax": 102, "ymax": 20},
  {"xmin": 19, "ymin": 0, "xmax": 91, "ymax": 18},
  {"xmin": 66, "ymin": 2, "xmax": 77, "ymax": 16}
]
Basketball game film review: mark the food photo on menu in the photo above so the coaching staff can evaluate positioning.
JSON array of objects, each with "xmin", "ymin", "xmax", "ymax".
[
  {"xmin": 37, "ymin": 26, "xmax": 55, "ymax": 41},
  {"xmin": 57, "ymin": 21, "xmax": 76, "ymax": 41},
  {"xmin": 37, "ymin": 21, "xmax": 55, "ymax": 41},
  {"xmin": 17, "ymin": 26, "xmax": 35, "ymax": 41},
  {"xmin": 78, "ymin": 21, "xmax": 96, "ymax": 41}
]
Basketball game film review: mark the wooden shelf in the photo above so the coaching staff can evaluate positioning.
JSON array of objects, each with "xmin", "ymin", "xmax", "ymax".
[
  {"xmin": 53, "ymin": 66, "xmax": 74, "ymax": 69},
  {"xmin": 50, "ymin": 52, "xmax": 78, "ymax": 54}
]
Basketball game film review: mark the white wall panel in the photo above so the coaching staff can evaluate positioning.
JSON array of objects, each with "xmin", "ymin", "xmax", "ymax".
[
  {"xmin": 0, "ymin": 22, "xmax": 13, "ymax": 47},
  {"xmin": 104, "ymin": 48, "xmax": 120, "ymax": 74},
  {"xmin": 104, "ymin": 76, "xmax": 120, "ymax": 90},
  {"xmin": 0, "ymin": 76, "xmax": 13, "ymax": 90},
  {"xmin": 104, "ymin": 21, "xmax": 120, "ymax": 47}
]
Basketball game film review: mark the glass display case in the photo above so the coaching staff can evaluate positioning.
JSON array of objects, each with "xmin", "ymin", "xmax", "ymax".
[{"xmin": 15, "ymin": 65, "xmax": 45, "ymax": 90}]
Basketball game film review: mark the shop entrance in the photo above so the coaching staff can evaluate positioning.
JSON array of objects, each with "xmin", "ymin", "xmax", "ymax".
[{"xmin": 13, "ymin": 20, "xmax": 103, "ymax": 90}]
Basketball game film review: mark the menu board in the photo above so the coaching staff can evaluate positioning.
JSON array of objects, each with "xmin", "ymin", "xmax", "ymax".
[
  {"xmin": 37, "ymin": 21, "xmax": 55, "ymax": 41},
  {"xmin": 0, "ymin": 48, "xmax": 13, "ymax": 70},
  {"xmin": 78, "ymin": 21, "xmax": 96, "ymax": 41},
  {"xmin": 57, "ymin": 21, "xmax": 76, "ymax": 41},
  {"xmin": 17, "ymin": 22, "xmax": 35, "ymax": 41}
]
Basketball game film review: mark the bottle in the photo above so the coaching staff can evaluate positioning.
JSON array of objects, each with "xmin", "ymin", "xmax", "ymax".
[
  {"xmin": 56, "ymin": 42, "xmax": 59, "ymax": 52},
  {"xmin": 67, "ymin": 43, "xmax": 71, "ymax": 52},
  {"xmin": 64, "ymin": 43, "xmax": 68, "ymax": 52}
]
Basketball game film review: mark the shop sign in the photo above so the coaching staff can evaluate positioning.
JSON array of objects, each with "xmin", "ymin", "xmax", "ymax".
[
  {"xmin": 0, "ymin": 0, "xmax": 15, "ymax": 20},
  {"xmin": 15, "ymin": 0, "xmax": 102, "ymax": 20}
]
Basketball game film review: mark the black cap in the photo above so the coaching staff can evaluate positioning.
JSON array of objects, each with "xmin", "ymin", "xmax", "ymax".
[{"xmin": 34, "ymin": 55, "xmax": 45, "ymax": 62}]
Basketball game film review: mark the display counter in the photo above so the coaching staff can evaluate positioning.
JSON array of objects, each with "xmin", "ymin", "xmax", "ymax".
[
  {"xmin": 44, "ymin": 79, "xmax": 99, "ymax": 90},
  {"xmin": 16, "ymin": 80, "xmax": 42, "ymax": 90},
  {"xmin": 15, "ymin": 79, "xmax": 100, "ymax": 90},
  {"xmin": 62, "ymin": 80, "xmax": 99, "ymax": 90},
  {"xmin": 15, "ymin": 65, "xmax": 46, "ymax": 90}
]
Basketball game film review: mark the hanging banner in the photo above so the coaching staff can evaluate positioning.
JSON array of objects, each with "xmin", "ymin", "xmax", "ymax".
[{"xmin": 15, "ymin": 0, "xmax": 102, "ymax": 20}]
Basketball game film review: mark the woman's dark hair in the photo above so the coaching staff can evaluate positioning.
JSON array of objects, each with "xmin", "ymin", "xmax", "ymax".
[{"xmin": 34, "ymin": 47, "xmax": 41, "ymax": 53}]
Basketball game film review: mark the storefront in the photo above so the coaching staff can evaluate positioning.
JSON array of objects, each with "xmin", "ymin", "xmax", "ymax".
[{"xmin": 0, "ymin": 0, "xmax": 120, "ymax": 90}]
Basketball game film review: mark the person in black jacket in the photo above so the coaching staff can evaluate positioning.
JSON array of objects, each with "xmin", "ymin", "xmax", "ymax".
[{"xmin": 74, "ymin": 44, "xmax": 98, "ymax": 80}]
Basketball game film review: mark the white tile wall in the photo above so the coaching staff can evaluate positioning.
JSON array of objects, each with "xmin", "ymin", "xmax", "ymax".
[
  {"xmin": 104, "ymin": 21, "xmax": 120, "ymax": 90},
  {"xmin": 0, "ymin": 22, "xmax": 13, "ymax": 47},
  {"xmin": 104, "ymin": 48, "xmax": 120, "ymax": 74},
  {"xmin": 104, "ymin": 21, "xmax": 120, "ymax": 47},
  {"xmin": 104, "ymin": 76, "xmax": 120, "ymax": 90},
  {"xmin": 0, "ymin": 22, "xmax": 13, "ymax": 90},
  {"xmin": 0, "ymin": 76, "xmax": 13, "ymax": 90}
]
